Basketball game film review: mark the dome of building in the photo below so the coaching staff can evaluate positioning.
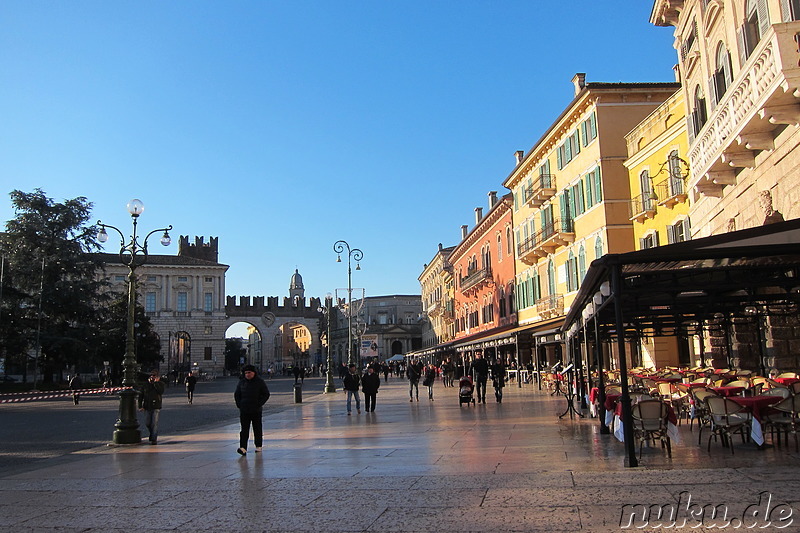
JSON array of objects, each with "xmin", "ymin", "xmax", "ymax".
[{"xmin": 290, "ymin": 269, "xmax": 304, "ymax": 290}]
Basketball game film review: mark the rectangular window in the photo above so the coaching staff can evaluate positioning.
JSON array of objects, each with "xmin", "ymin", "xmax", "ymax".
[
  {"xmin": 204, "ymin": 276, "xmax": 213, "ymax": 283},
  {"xmin": 145, "ymin": 292, "xmax": 156, "ymax": 313},
  {"xmin": 639, "ymin": 233, "xmax": 659, "ymax": 249},
  {"xmin": 178, "ymin": 276, "xmax": 188, "ymax": 282},
  {"xmin": 204, "ymin": 292, "xmax": 213, "ymax": 312},
  {"xmin": 147, "ymin": 275, "xmax": 157, "ymax": 282},
  {"xmin": 115, "ymin": 275, "xmax": 126, "ymax": 282},
  {"xmin": 177, "ymin": 292, "xmax": 188, "ymax": 312},
  {"xmin": 571, "ymin": 183, "xmax": 585, "ymax": 216},
  {"xmin": 581, "ymin": 112, "xmax": 597, "ymax": 146},
  {"xmin": 204, "ymin": 346, "xmax": 212, "ymax": 361}
]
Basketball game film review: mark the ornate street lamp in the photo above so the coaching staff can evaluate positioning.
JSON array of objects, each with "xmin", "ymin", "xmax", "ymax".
[
  {"xmin": 317, "ymin": 293, "xmax": 336, "ymax": 393},
  {"xmin": 334, "ymin": 240, "xmax": 363, "ymax": 367},
  {"xmin": 98, "ymin": 199, "xmax": 172, "ymax": 445}
]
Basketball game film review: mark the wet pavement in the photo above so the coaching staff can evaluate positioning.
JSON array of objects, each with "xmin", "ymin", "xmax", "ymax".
[{"xmin": 1, "ymin": 378, "xmax": 799, "ymax": 531}]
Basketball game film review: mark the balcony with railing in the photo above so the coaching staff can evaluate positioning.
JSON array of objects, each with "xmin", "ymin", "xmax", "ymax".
[
  {"xmin": 459, "ymin": 266, "xmax": 492, "ymax": 294},
  {"xmin": 655, "ymin": 177, "xmax": 687, "ymax": 208},
  {"xmin": 523, "ymin": 174, "xmax": 557, "ymax": 208},
  {"xmin": 628, "ymin": 193, "xmax": 657, "ymax": 222},
  {"xmin": 536, "ymin": 294, "xmax": 564, "ymax": 319},
  {"xmin": 688, "ymin": 21, "xmax": 800, "ymax": 197},
  {"xmin": 517, "ymin": 218, "xmax": 575, "ymax": 264}
]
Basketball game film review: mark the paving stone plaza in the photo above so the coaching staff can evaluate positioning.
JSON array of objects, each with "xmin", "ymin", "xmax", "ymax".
[{"xmin": 1, "ymin": 379, "xmax": 799, "ymax": 532}]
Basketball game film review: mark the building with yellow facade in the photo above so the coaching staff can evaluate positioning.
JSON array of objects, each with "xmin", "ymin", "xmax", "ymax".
[
  {"xmin": 503, "ymin": 74, "xmax": 680, "ymax": 366},
  {"xmin": 623, "ymin": 88, "xmax": 693, "ymax": 368}
]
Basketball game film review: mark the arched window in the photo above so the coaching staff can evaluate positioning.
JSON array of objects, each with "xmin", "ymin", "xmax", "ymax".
[
  {"xmin": 497, "ymin": 233, "xmax": 503, "ymax": 261},
  {"xmin": 739, "ymin": 0, "xmax": 770, "ymax": 62},
  {"xmin": 668, "ymin": 150, "xmax": 685, "ymax": 196},
  {"xmin": 506, "ymin": 226, "xmax": 513, "ymax": 256},
  {"xmin": 547, "ymin": 258, "xmax": 556, "ymax": 296},
  {"xmin": 595, "ymin": 236, "xmax": 604, "ymax": 260},
  {"xmin": 639, "ymin": 170, "xmax": 654, "ymax": 211},
  {"xmin": 691, "ymin": 85, "xmax": 708, "ymax": 138},
  {"xmin": 712, "ymin": 43, "xmax": 733, "ymax": 105},
  {"xmin": 578, "ymin": 245, "xmax": 587, "ymax": 282}
]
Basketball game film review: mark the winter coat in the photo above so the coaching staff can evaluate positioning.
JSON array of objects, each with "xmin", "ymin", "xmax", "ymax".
[
  {"xmin": 343, "ymin": 372, "xmax": 361, "ymax": 392},
  {"xmin": 234, "ymin": 375, "xmax": 270, "ymax": 414},
  {"xmin": 361, "ymin": 372, "xmax": 381, "ymax": 394},
  {"xmin": 138, "ymin": 379, "xmax": 166, "ymax": 411}
]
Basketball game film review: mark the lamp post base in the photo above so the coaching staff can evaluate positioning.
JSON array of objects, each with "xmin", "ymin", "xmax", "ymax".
[
  {"xmin": 324, "ymin": 373, "xmax": 337, "ymax": 393},
  {"xmin": 113, "ymin": 388, "xmax": 142, "ymax": 445}
]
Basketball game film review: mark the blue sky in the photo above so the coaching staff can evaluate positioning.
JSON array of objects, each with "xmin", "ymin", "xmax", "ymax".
[{"xmin": 0, "ymin": 1, "xmax": 677, "ymax": 305}]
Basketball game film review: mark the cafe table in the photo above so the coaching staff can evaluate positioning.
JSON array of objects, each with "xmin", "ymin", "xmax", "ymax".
[
  {"xmin": 773, "ymin": 377, "xmax": 800, "ymax": 387},
  {"xmin": 612, "ymin": 400, "xmax": 681, "ymax": 444},
  {"xmin": 708, "ymin": 385, "xmax": 745, "ymax": 397},
  {"xmin": 729, "ymin": 395, "xmax": 784, "ymax": 447}
]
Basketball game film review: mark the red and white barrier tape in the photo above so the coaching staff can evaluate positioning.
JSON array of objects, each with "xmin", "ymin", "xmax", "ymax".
[{"xmin": 0, "ymin": 387, "xmax": 132, "ymax": 403}]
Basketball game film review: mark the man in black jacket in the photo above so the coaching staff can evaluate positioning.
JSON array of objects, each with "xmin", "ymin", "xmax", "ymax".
[
  {"xmin": 234, "ymin": 365, "xmax": 270, "ymax": 455},
  {"xmin": 138, "ymin": 370, "xmax": 166, "ymax": 444},
  {"xmin": 469, "ymin": 353, "xmax": 489, "ymax": 403},
  {"xmin": 361, "ymin": 365, "xmax": 381, "ymax": 412},
  {"xmin": 343, "ymin": 364, "xmax": 362, "ymax": 415}
]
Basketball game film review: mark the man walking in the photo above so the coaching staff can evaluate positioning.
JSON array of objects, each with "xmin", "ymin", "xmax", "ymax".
[
  {"xmin": 407, "ymin": 359, "xmax": 421, "ymax": 402},
  {"xmin": 469, "ymin": 352, "xmax": 489, "ymax": 404},
  {"xmin": 185, "ymin": 372, "xmax": 197, "ymax": 404},
  {"xmin": 138, "ymin": 370, "xmax": 165, "ymax": 444},
  {"xmin": 234, "ymin": 365, "xmax": 270, "ymax": 455},
  {"xmin": 361, "ymin": 365, "xmax": 381, "ymax": 412},
  {"xmin": 343, "ymin": 364, "xmax": 362, "ymax": 415}
]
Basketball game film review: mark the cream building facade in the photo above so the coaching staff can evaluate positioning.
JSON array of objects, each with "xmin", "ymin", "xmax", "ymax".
[
  {"xmin": 651, "ymin": 0, "xmax": 800, "ymax": 236},
  {"xmin": 503, "ymin": 75, "xmax": 680, "ymax": 365},
  {"xmin": 419, "ymin": 243, "xmax": 455, "ymax": 350},
  {"xmin": 97, "ymin": 236, "xmax": 229, "ymax": 378}
]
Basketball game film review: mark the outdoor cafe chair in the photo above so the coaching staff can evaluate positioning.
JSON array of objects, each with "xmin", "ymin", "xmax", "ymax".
[
  {"xmin": 705, "ymin": 396, "xmax": 753, "ymax": 455},
  {"xmin": 630, "ymin": 399, "xmax": 672, "ymax": 459},
  {"xmin": 691, "ymin": 388, "xmax": 718, "ymax": 444},
  {"xmin": 765, "ymin": 394, "xmax": 800, "ymax": 452}
]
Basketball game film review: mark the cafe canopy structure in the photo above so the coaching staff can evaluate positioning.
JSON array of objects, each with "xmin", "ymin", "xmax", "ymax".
[{"xmin": 560, "ymin": 218, "xmax": 800, "ymax": 466}]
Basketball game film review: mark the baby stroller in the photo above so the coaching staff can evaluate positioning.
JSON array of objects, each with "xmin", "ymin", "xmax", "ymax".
[{"xmin": 459, "ymin": 375, "xmax": 476, "ymax": 405}]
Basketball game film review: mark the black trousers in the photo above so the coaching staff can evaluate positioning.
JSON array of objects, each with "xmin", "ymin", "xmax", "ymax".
[
  {"xmin": 239, "ymin": 410, "xmax": 263, "ymax": 450},
  {"xmin": 475, "ymin": 378, "xmax": 488, "ymax": 402},
  {"xmin": 364, "ymin": 392, "xmax": 377, "ymax": 411}
]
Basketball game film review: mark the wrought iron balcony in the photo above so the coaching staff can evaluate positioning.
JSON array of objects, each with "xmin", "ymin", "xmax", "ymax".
[
  {"xmin": 654, "ymin": 177, "xmax": 687, "ymax": 208},
  {"xmin": 459, "ymin": 266, "xmax": 492, "ymax": 294},
  {"xmin": 517, "ymin": 218, "xmax": 575, "ymax": 264},
  {"xmin": 628, "ymin": 193, "xmax": 657, "ymax": 222},
  {"xmin": 536, "ymin": 294, "xmax": 564, "ymax": 319},
  {"xmin": 523, "ymin": 174, "xmax": 557, "ymax": 208}
]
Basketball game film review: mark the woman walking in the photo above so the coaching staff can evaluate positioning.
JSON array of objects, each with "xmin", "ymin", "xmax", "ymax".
[{"xmin": 423, "ymin": 364, "xmax": 437, "ymax": 401}]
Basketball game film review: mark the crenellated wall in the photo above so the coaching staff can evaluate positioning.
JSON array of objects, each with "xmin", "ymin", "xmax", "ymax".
[{"xmin": 226, "ymin": 295, "xmax": 323, "ymax": 319}]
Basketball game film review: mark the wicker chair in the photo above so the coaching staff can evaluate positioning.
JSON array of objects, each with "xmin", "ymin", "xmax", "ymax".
[
  {"xmin": 765, "ymin": 394, "xmax": 800, "ymax": 452},
  {"xmin": 631, "ymin": 399, "xmax": 672, "ymax": 459},
  {"xmin": 705, "ymin": 396, "xmax": 752, "ymax": 454}
]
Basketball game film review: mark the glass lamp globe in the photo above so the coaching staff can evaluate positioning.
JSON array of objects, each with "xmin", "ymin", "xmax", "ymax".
[{"xmin": 127, "ymin": 199, "xmax": 145, "ymax": 216}]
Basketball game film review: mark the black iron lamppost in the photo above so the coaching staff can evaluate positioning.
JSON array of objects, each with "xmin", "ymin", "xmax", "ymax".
[
  {"xmin": 98, "ymin": 199, "xmax": 172, "ymax": 445},
  {"xmin": 318, "ymin": 293, "xmax": 336, "ymax": 393},
  {"xmin": 334, "ymin": 240, "xmax": 362, "ymax": 367}
]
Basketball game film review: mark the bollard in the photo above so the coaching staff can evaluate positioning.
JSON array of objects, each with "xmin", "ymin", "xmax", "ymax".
[{"xmin": 293, "ymin": 383, "xmax": 302, "ymax": 403}]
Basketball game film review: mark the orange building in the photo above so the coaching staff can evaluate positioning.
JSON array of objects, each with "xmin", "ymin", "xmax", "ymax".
[{"xmin": 448, "ymin": 192, "xmax": 518, "ymax": 365}]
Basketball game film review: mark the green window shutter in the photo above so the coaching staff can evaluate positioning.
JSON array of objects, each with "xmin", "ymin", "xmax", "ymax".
[{"xmin": 594, "ymin": 168, "xmax": 603, "ymax": 202}]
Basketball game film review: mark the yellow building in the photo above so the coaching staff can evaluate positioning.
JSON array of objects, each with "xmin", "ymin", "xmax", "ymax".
[
  {"xmin": 623, "ymin": 89, "xmax": 692, "ymax": 368},
  {"xmin": 503, "ymin": 74, "xmax": 680, "ymax": 365}
]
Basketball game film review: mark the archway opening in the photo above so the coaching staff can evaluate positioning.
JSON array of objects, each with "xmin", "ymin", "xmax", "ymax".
[{"xmin": 225, "ymin": 321, "xmax": 263, "ymax": 375}]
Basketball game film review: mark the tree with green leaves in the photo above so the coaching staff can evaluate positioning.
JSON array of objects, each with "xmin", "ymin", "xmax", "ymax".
[
  {"xmin": 0, "ymin": 189, "xmax": 106, "ymax": 383},
  {"xmin": 94, "ymin": 294, "xmax": 161, "ymax": 382}
]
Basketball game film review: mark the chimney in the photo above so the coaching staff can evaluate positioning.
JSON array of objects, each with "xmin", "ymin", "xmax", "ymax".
[
  {"xmin": 488, "ymin": 191, "xmax": 497, "ymax": 208},
  {"xmin": 438, "ymin": 243, "xmax": 443, "ymax": 251},
  {"xmin": 572, "ymin": 73, "xmax": 586, "ymax": 96},
  {"xmin": 461, "ymin": 224, "xmax": 469, "ymax": 240},
  {"xmin": 672, "ymin": 64, "xmax": 681, "ymax": 83},
  {"xmin": 515, "ymin": 150, "xmax": 524, "ymax": 164}
]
